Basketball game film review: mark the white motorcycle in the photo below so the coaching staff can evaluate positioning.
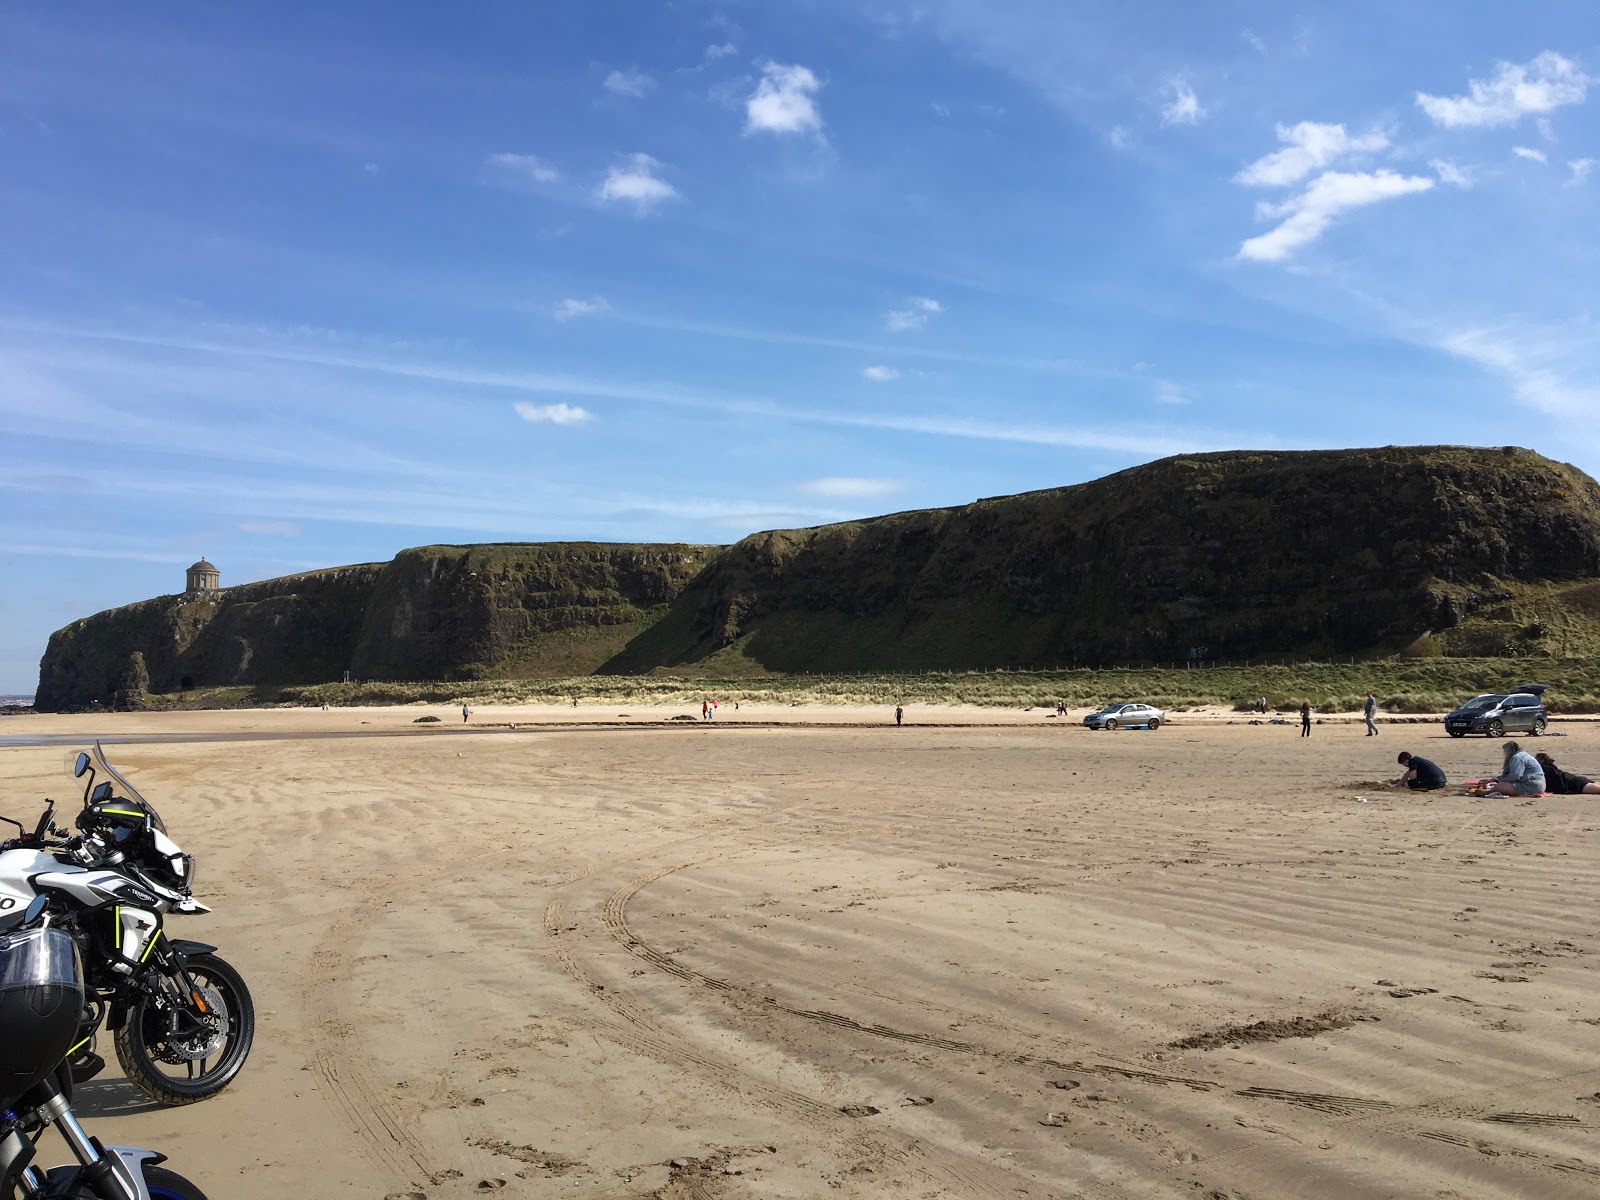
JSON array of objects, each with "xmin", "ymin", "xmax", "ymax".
[
  {"xmin": 0, "ymin": 896, "xmax": 210, "ymax": 1198},
  {"xmin": 0, "ymin": 746, "xmax": 253, "ymax": 1106}
]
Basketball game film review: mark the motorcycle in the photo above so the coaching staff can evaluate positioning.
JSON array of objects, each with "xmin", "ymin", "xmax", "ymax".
[
  {"xmin": 0, "ymin": 745, "xmax": 253, "ymax": 1107},
  {"xmin": 0, "ymin": 895, "xmax": 209, "ymax": 1198}
]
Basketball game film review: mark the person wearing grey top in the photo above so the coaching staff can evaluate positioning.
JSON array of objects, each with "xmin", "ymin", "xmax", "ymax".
[
  {"xmin": 1486, "ymin": 741, "xmax": 1545, "ymax": 796},
  {"xmin": 1363, "ymin": 692, "xmax": 1379, "ymax": 736}
]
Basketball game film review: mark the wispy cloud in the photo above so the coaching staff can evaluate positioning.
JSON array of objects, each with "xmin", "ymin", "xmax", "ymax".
[
  {"xmin": 1241, "ymin": 28, "xmax": 1267, "ymax": 55},
  {"xmin": 237, "ymin": 520, "xmax": 300, "ymax": 537},
  {"xmin": 1160, "ymin": 78, "xmax": 1205, "ymax": 126},
  {"xmin": 1108, "ymin": 125, "xmax": 1131, "ymax": 150},
  {"xmin": 597, "ymin": 154, "xmax": 680, "ymax": 212},
  {"xmin": 862, "ymin": 365, "xmax": 899, "ymax": 382},
  {"xmin": 885, "ymin": 296, "xmax": 942, "ymax": 333},
  {"xmin": 1416, "ymin": 51, "xmax": 1591, "ymax": 128},
  {"xmin": 513, "ymin": 401, "xmax": 595, "ymax": 426},
  {"xmin": 603, "ymin": 68, "xmax": 654, "ymax": 98},
  {"xmin": 1438, "ymin": 324, "xmax": 1600, "ymax": 418},
  {"xmin": 485, "ymin": 152, "xmax": 560, "ymax": 185},
  {"xmin": 1235, "ymin": 122, "xmax": 1388, "ymax": 187},
  {"xmin": 704, "ymin": 42, "xmax": 737, "ymax": 61},
  {"xmin": 553, "ymin": 297, "xmax": 610, "ymax": 322},
  {"xmin": 1155, "ymin": 381, "xmax": 1189, "ymax": 405},
  {"xmin": 794, "ymin": 476, "xmax": 906, "ymax": 499},
  {"xmin": 1512, "ymin": 145, "xmax": 1549, "ymax": 164},
  {"xmin": 1238, "ymin": 170, "xmax": 1434, "ymax": 263},
  {"xmin": 745, "ymin": 62, "xmax": 824, "ymax": 136},
  {"xmin": 1430, "ymin": 158, "xmax": 1472, "ymax": 187},
  {"xmin": 1569, "ymin": 157, "xmax": 1598, "ymax": 187}
]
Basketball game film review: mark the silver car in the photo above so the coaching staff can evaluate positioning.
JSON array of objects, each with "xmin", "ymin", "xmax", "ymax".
[{"xmin": 1083, "ymin": 702, "xmax": 1165, "ymax": 730}]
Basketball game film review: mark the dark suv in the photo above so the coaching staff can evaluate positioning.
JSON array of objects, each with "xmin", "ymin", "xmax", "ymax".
[{"xmin": 1443, "ymin": 684, "xmax": 1549, "ymax": 738}]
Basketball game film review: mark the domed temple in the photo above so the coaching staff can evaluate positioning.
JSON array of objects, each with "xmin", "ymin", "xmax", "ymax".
[{"xmin": 185, "ymin": 558, "xmax": 220, "ymax": 594}]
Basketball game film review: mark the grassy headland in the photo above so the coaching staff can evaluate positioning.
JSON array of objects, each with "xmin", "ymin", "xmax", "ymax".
[{"xmin": 141, "ymin": 656, "xmax": 1600, "ymax": 714}]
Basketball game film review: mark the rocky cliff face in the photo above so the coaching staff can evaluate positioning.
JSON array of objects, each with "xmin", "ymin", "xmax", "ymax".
[
  {"xmin": 615, "ymin": 446, "xmax": 1600, "ymax": 672},
  {"xmin": 35, "ymin": 544, "xmax": 715, "ymax": 709},
  {"xmin": 37, "ymin": 447, "xmax": 1600, "ymax": 707}
]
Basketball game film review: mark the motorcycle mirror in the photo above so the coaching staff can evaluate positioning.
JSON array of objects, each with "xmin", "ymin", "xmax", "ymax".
[
  {"xmin": 73, "ymin": 752, "xmax": 90, "ymax": 778},
  {"xmin": 22, "ymin": 895, "xmax": 46, "ymax": 924}
]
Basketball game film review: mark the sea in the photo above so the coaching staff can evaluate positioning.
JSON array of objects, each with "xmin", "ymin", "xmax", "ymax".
[{"xmin": 0, "ymin": 695, "xmax": 35, "ymax": 708}]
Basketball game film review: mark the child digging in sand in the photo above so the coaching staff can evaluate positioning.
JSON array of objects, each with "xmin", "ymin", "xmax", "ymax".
[{"xmin": 1394, "ymin": 751, "xmax": 1446, "ymax": 791}]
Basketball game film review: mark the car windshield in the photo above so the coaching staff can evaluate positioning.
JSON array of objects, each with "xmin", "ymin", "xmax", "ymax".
[
  {"xmin": 1098, "ymin": 704, "xmax": 1126, "ymax": 714},
  {"xmin": 1459, "ymin": 695, "xmax": 1505, "ymax": 712}
]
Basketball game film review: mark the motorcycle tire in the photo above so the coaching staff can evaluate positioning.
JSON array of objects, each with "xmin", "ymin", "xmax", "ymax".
[
  {"xmin": 115, "ymin": 953, "xmax": 254, "ymax": 1106},
  {"xmin": 143, "ymin": 1165, "xmax": 210, "ymax": 1200},
  {"xmin": 30, "ymin": 1162, "xmax": 209, "ymax": 1200}
]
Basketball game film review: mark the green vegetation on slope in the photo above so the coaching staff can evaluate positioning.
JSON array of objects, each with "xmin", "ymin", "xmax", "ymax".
[{"xmin": 142, "ymin": 657, "xmax": 1600, "ymax": 714}]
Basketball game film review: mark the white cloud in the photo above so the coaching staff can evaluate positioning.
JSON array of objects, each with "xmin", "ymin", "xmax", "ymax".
[
  {"xmin": 362, "ymin": 161, "xmax": 380, "ymax": 175},
  {"xmin": 794, "ymin": 476, "xmax": 906, "ymax": 499},
  {"xmin": 1238, "ymin": 169, "xmax": 1435, "ymax": 262},
  {"xmin": 1569, "ymin": 157, "xmax": 1598, "ymax": 186},
  {"xmin": 1438, "ymin": 326, "xmax": 1600, "ymax": 417},
  {"xmin": 705, "ymin": 42, "xmax": 737, "ymax": 60},
  {"xmin": 1536, "ymin": 116, "xmax": 1556, "ymax": 142},
  {"xmin": 1241, "ymin": 29, "xmax": 1267, "ymax": 55},
  {"xmin": 1430, "ymin": 158, "xmax": 1472, "ymax": 187},
  {"xmin": 1512, "ymin": 145, "xmax": 1549, "ymax": 163},
  {"xmin": 1108, "ymin": 125, "xmax": 1131, "ymax": 150},
  {"xmin": 603, "ymin": 69, "xmax": 654, "ymax": 98},
  {"xmin": 553, "ymin": 297, "xmax": 610, "ymax": 322},
  {"xmin": 862, "ymin": 365, "xmax": 900, "ymax": 382},
  {"xmin": 597, "ymin": 154, "xmax": 680, "ymax": 212},
  {"xmin": 1160, "ymin": 79, "xmax": 1206, "ymax": 126},
  {"xmin": 486, "ymin": 152, "xmax": 560, "ymax": 184},
  {"xmin": 237, "ymin": 520, "xmax": 300, "ymax": 537},
  {"xmin": 1416, "ymin": 51, "xmax": 1591, "ymax": 128},
  {"xmin": 1235, "ymin": 122, "xmax": 1389, "ymax": 187},
  {"xmin": 884, "ymin": 296, "xmax": 942, "ymax": 333},
  {"xmin": 514, "ymin": 401, "xmax": 594, "ymax": 426},
  {"xmin": 1155, "ymin": 381, "xmax": 1189, "ymax": 405},
  {"xmin": 745, "ymin": 62, "xmax": 824, "ymax": 135}
]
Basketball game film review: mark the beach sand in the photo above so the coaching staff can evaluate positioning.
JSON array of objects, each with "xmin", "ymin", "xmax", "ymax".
[{"xmin": 2, "ymin": 708, "xmax": 1597, "ymax": 1198}]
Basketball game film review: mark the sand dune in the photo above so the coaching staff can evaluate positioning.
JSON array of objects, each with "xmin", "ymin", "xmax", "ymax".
[{"xmin": 2, "ymin": 712, "xmax": 1597, "ymax": 1197}]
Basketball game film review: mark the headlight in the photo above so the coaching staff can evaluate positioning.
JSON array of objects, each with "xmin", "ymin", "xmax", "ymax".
[{"xmin": 170, "ymin": 853, "xmax": 195, "ymax": 889}]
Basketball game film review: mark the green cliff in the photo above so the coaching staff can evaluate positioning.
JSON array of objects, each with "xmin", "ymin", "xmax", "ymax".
[
  {"xmin": 603, "ymin": 445, "xmax": 1600, "ymax": 673},
  {"xmin": 36, "ymin": 446, "xmax": 1600, "ymax": 709}
]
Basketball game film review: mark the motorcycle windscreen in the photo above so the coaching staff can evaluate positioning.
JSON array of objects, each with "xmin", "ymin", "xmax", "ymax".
[{"xmin": 89, "ymin": 743, "xmax": 167, "ymax": 834}]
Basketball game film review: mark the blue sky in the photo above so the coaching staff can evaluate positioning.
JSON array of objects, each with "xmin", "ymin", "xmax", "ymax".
[{"xmin": 3, "ymin": 2, "xmax": 1598, "ymax": 694}]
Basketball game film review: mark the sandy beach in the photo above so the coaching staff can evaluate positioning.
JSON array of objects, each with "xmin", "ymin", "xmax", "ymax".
[{"xmin": 2, "ymin": 707, "xmax": 1597, "ymax": 1198}]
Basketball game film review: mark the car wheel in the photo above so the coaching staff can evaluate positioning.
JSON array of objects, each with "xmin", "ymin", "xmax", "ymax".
[
  {"xmin": 1532, "ymin": 717, "xmax": 1546, "ymax": 736},
  {"xmin": 1486, "ymin": 720, "xmax": 1503, "ymax": 738},
  {"xmin": 1104, "ymin": 719, "xmax": 1118, "ymax": 730},
  {"xmin": 1147, "ymin": 717, "xmax": 1160, "ymax": 730}
]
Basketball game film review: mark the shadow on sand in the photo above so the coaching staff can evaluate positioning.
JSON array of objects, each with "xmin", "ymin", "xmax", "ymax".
[{"xmin": 68, "ymin": 1076, "xmax": 167, "ymax": 1119}]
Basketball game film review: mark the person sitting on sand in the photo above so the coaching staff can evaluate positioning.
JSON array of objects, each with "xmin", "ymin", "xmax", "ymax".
[
  {"xmin": 1394, "ymin": 751, "xmax": 1446, "ymax": 791},
  {"xmin": 1484, "ymin": 741, "xmax": 1545, "ymax": 797},
  {"xmin": 1534, "ymin": 752, "xmax": 1600, "ymax": 796}
]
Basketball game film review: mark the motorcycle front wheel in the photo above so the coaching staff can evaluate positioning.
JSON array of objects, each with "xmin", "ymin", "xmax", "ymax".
[
  {"xmin": 143, "ymin": 1165, "xmax": 210, "ymax": 1200},
  {"xmin": 115, "ymin": 952, "xmax": 255, "ymax": 1106}
]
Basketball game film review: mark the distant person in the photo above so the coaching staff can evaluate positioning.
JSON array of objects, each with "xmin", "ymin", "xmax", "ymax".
[
  {"xmin": 734, "ymin": 701, "xmax": 739, "ymax": 712},
  {"xmin": 702, "ymin": 700, "xmax": 709, "ymax": 721},
  {"xmin": 895, "ymin": 704, "xmax": 903, "ymax": 727},
  {"xmin": 1057, "ymin": 699, "xmax": 1066, "ymax": 716},
  {"xmin": 1300, "ymin": 701, "xmax": 1311, "ymax": 737},
  {"xmin": 1395, "ymin": 751, "xmax": 1446, "ymax": 790},
  {"xmin": 1485, "ymin": 741, "xmax": 1545, "ymax": 796},
  {"xmin": 462, "ymin": 703, "xmax": 470, "ymax": 724},
  {"xmin": 572, "ymin": 696, "xmax": 578, "ymax": 708},
  {"xmin": 1535, "ymin": 752, "xmax": 1600, "ymax": 795},
  {"xmin": 1364, "ymin": 692, "xmax": 1379, "ymax": 736},
  {"xmin": 1258, "ymin": 695, "xmax": 1267, "ymax": 714}
]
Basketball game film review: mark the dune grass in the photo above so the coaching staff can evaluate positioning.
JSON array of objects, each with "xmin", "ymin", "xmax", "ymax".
[{"xmin": 140, "ymin": 657, "xmax": 1600, "ymax": 714}]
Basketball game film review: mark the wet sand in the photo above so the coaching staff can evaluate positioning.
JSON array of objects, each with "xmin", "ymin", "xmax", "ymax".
[{"xmin": 2, "ymin": 710, "xmax": 1597, "ymax": 1198}]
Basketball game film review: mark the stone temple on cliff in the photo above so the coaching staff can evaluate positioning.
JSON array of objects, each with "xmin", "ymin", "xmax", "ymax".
[{"xmin": 185, "ymin": 558, "xmax": 220, "ymax": 595}]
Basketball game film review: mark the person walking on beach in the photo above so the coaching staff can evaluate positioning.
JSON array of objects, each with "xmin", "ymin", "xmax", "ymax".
[
  {"xmin": 895, "ymin": 704, "xmax": 903, "ymax": 727},
  {"xmin": 702, "ymin": 700, "xmax": 709, "ymax": 721},
  {"xmin": 462, "ymin": 703, "xmax": 470, "ymax": 724},
  {"xmin": 1258, "ymin": 695, "xmax": 1267, "ymax": 714},
  {"xmin": 1300, "ymin": 701, "xmax": 1311, "ymax": 737},
  {"xmin": 1364, "ymin": 691, "xmax": 1379, "ymax": 736}
]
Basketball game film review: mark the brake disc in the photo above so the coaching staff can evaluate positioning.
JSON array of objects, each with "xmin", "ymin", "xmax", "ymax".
[{"xmin": 153, "ymin": 984, "xmax": 230, "ymax": 1064}]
